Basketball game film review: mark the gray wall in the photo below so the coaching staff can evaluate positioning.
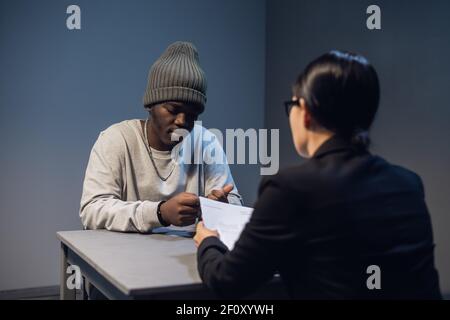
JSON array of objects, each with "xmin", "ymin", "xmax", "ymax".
[
  {"xmin": 0, "ymin": 0, "xmax": 265, "ymax": 291},
  {"xmin": 266, "ymin": 0, "xmax": 450, "ymax": 293}
]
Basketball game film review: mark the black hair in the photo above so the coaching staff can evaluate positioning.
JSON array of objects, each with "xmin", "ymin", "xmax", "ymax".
[{"xmin": 293, "ymin": 50, "xmax": 380, "ymax": 149}]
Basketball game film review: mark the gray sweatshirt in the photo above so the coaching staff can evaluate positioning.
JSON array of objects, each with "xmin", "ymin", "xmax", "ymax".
[{"xmin": 80, "ymin": 119, "xmax": 242, "ymax": 233}]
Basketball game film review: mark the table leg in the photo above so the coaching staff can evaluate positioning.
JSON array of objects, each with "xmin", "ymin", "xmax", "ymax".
[{"xmin": 60, "ymin": 242, "xmax": 76, "ymax": 300}]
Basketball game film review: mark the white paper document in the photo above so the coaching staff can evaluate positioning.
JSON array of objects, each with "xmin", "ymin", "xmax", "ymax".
[{"xmin": 199, "ymin": 197, "xmax": 253, "ymax": 250}]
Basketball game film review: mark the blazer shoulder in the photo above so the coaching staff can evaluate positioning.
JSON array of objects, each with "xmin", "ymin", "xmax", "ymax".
[
  {"xmin": 371, "ymin": 155, "xmax": 424, "ymax": 194},
  {"xmin": 389, "ymin": 162, "xmax": 424, "ymax": 193},
  {"xmin": 258, "ymin": 163, "xmax": 309, "ymax": 195}
]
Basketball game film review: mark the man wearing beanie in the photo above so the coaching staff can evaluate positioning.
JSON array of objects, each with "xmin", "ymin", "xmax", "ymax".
[{"xmin": 79, "ymin": 42, "xmax": 242, "ymax": 233}]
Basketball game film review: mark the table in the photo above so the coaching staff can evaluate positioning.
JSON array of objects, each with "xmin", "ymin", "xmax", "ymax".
[{"xmin": 57, "ymin": 230, "xmax": 287, "ymax": 300}]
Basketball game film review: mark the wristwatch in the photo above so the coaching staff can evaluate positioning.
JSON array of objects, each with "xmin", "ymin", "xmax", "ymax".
[{"xmin": 157, "ymin": 201, "xmax": 170, "ymax": 226}]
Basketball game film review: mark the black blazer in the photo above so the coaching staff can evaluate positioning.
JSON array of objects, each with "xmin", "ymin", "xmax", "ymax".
[{"xmin": 197, "ymin": 136, "xmax": 441, "ymax": 299}]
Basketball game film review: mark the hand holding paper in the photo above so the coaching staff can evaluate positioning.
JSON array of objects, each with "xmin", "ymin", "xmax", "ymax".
[{"xmin": 199, "ymin": 197, "xmax": 253, "ymax": 250}]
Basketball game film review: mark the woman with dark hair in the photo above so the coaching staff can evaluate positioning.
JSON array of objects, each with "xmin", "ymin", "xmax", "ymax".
[{"xmin": 194, "ymin": 51, "xmax": 442, "ymax": 299}]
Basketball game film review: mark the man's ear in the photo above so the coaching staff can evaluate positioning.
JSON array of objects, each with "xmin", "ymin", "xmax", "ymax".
[{"xmin": 146, "ymin": 104, "xmax": 156, "ymax": 118}]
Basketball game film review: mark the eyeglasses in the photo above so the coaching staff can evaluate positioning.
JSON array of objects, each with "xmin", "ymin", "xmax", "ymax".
[{"xmin": 283, "ymin": 99, "xmax": 300, "ymax": 117}]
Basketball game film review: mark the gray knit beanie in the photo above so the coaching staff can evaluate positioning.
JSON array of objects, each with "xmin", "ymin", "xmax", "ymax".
[{"xmin": 143, "ymin": 41, "xmax": 207, "ymax": 108}]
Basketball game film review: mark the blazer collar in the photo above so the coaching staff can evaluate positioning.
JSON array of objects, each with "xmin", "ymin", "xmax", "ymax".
[{"xmin": 312, "ymin": 135, "xmax": 360, "ymax": 159}]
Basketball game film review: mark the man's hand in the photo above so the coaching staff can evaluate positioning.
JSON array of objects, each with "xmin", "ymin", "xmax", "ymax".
[
  {"xmin": 207, "ymin": 184, "xmax": 234, "ymax": 203},
  {"xmin": 160, "ymin": 192, "xmax": 200, "ymax": 226},
  {"xmin": 194, "ymin": 221, "xmax": 219, "ymax": 248}
]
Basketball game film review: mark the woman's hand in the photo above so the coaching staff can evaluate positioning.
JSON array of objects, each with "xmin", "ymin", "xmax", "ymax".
[{"xmin": 194, "ymin": 221, "xmax": 219, "ymax": 247}]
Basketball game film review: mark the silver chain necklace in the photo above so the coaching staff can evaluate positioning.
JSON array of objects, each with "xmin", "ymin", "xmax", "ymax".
[{"xmin": 144, "ymin": 118, "xmax": 177, "ymax": 181}]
